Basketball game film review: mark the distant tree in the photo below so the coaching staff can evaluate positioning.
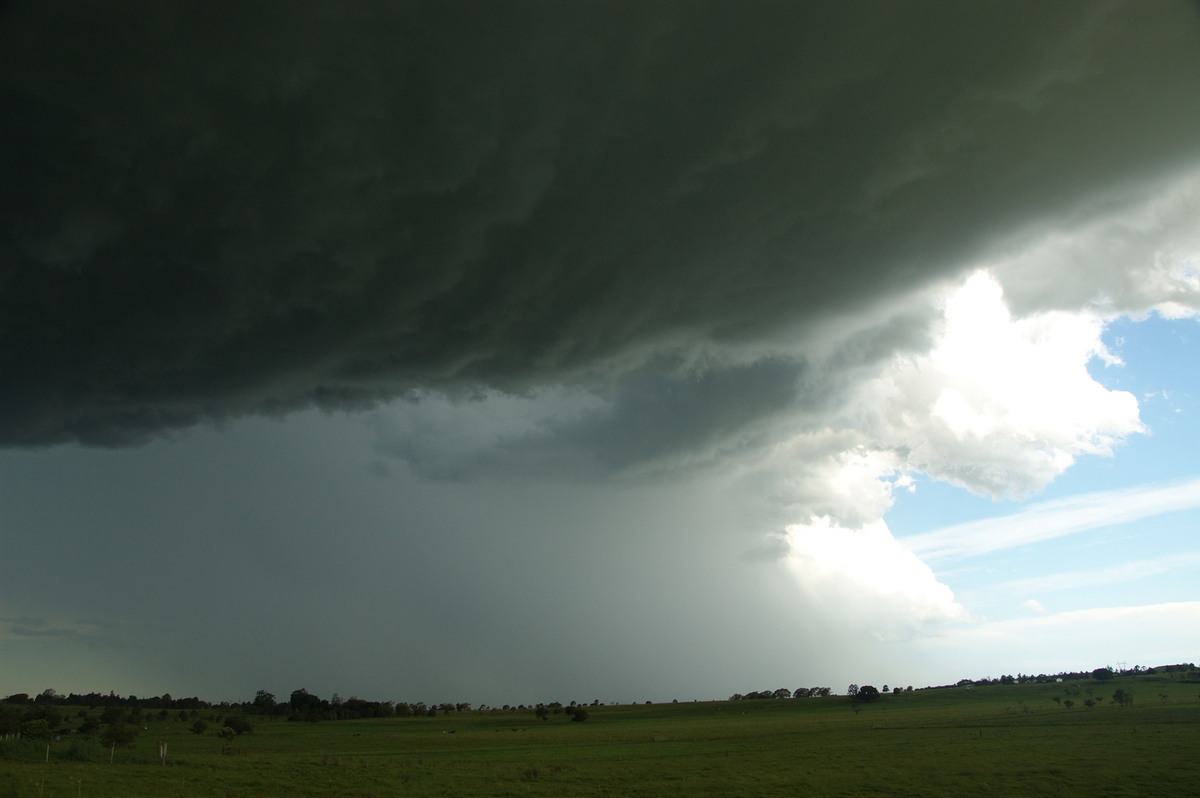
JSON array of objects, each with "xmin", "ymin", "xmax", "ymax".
[
  {"xmin": 1084, "ymin": 699, "xmax": 1096, "ymax": 709},
  {"xmin": 1113, "ymin": 689, "xmax": 1134, "ymax": 707},
  {"xmin": 855, "ymin": 686, "xmax": 880, "ymax": 703},
  {"xmin": 772, "ymin": 688, "xmax": 792, "ymax": 699},
  {"xmin": 1063, "ymin": 699, "xmax": 1074, "ymax": 709},
  {"xmin": 289, "ymin": 688, "xmax": 329, "ymax": 721},
  {"xmin": 290, "ymin": 688, "xmax": 322, "ymax": 714},
  {"xmin": 846, "ymin": 685, "xmax": 859, "ymax": 697},
  {"xmin": 570, "ymin": 708, "xmax": 589, "ymax": 723},
  {"xmin": 190, "ymin": 720, "xmax": 208, "ymax": 736},
  {"xmin": 251, "ymin": 690, "xmax": 277, "ymax": 715},
  {"xmin": 1051, "ymin": 696, "xmax": 1061, "ymax": 705},
  {"xmin": 1092, "ymin": 668, "xmax": 1115, "ymax": 681}
]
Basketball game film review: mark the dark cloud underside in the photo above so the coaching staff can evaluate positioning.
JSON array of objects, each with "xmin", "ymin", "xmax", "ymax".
[{"xmin": 3, "ymin": 0, "xmax": 1199, "ymax": 445}]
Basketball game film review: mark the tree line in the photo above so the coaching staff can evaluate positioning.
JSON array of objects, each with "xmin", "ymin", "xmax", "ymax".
[
  {"xmin": 5, "ymin": 662, "xmax": 1193, "ymax": 733},
  {"xmin": 728, "ymin": 687, "xmax": 833, "ymax": 700},
  {"xmin": 942, "ymin": 663, "xmax": 1197, "ymax": 690}
]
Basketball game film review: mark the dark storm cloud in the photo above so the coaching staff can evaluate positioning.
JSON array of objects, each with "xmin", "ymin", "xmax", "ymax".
[
  {"xmin": 3, "ymin": 0, "xmax": 1198, "ymax": 446},
  {"xmin": 373, "ymin": 301, "xmax": 935, "ymax": 481},
  {"xmin": 375, "ymin": 355, "xmax": 807, "ymax": 480}
]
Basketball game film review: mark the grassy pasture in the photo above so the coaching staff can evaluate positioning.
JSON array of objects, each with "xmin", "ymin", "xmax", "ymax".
[{"xmin": 2, "ymin": 674, "xmax": 1197, "ymax": 797}]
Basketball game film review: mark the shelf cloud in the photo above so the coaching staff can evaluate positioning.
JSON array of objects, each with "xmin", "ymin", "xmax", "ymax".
[{"xmin": 3, "ymin": 0, "xmax": 1197, "ymax": 452}]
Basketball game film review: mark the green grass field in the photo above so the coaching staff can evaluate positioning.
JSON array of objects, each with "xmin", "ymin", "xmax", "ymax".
[{"xmin": 3, "ymin": 674, "xmax": 1198, "ymax": 797}]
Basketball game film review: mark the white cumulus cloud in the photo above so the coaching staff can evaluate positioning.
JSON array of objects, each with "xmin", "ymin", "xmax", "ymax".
[{"xmin": 782, "ymin": 518, "xmax": 969, "ymax": 639}]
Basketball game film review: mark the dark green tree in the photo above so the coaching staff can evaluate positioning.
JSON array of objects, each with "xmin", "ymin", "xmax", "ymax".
[
  {"xmin": 289, "ymin": 688, "xmax": 322, "ymax": 714},
  {"xmin": 0, "ymin": 705, "xmax": 21, "ymax": 735},
  {"xmin": 251, "ymin": 690, "xmax": 277, "ymax": 715},
  {"xmin": 855, "ymin": 686, "xmax": 881, "ymax": 703}
]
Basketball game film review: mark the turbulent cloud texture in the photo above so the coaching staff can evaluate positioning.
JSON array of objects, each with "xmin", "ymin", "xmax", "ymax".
[{"xmin": 3, "ymin": 0, "xmax": 1198, "ymax": 449}]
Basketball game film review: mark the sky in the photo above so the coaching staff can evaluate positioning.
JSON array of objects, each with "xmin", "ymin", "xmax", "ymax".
[{"xmin": 2, "ymin": 1, "xmax": 1199, "ymax": 706}]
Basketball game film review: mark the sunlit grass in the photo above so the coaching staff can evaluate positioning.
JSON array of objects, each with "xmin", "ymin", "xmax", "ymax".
[{"xmin": 2, "ymin": 674, "xmax": 1197, "ymax": 796}]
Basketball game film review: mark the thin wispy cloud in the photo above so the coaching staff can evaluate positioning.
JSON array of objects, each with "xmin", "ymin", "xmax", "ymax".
[
  {"xmin": 984, "ymin": 552, "xmax": 1200, "ymax": 598},
  {"xmin": 903, "ymin": 476, "xmax": 1200, "ymax": 564}
]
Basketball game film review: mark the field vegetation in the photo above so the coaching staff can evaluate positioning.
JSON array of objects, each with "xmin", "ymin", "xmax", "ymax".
[{"xmin": 2, "ymin": 669, "xmax": 1198, "ymax": 797}]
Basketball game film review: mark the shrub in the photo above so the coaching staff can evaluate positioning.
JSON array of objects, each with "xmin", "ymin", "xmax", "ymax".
[
  {"xmin": 100, "ymin": 723, "xmax": 139, "ymax": 749},
  {"xmin": 20, "ymin": 719, "xmax": 51, "ymax": 742},
  {"xmin": 224, "ymin": 716, "xmax": 254, "ymax": 735}
]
